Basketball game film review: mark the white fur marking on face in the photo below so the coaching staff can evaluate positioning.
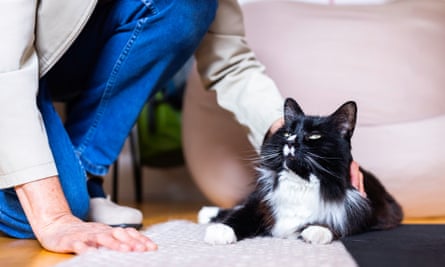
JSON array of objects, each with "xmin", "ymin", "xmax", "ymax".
[
  {"xmin": 283, "ymin": 144, "xmax": 295, "ymax": 156},
  {"xmin": 204, "ymin": 223, "xmax": 237, "ymax": 245},
  {"xmin": 198, "ymin": 206, "xmax": 220, "ymax": 224},
  {"xmin": 283, "ymin": 144, "xmax": 291, "ymax": 156},
  {"xmin": 287, "ymin": 134, "xmax": 297, "ymax": 142},
  {"xmin": 300, "ymin": 225, "xmax": 333, "ymax": 244}
]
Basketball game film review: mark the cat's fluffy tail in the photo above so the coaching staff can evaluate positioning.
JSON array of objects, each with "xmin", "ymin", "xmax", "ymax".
[{"xmin": 361, "ymin": 168, "xmax": 404, "ymax": 230}]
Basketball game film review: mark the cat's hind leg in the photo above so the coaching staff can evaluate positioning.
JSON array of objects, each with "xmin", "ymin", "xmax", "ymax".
[
  {"xmin": 198, "ymin": 205, "xmax": 243, "ymax": 224},
  {"xmin": 203, "ymin": 198, "xmax": 268, "ymax": 245},
  {"xmin": 198, "ymin": 206, "xmax": 220, "ymax": 224}
]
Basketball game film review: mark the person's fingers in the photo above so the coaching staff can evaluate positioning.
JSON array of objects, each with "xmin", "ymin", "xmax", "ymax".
[
  {"xmin": 350, "ymin": 161, "xmax": 360, "ymax": 188},
  {"xmin": 95, "ymin": 231, "xmax": 130, "ymax": 251},
  {"xmin": 266, "ymin": 118, "xmax": 285, "ymax": 138},
  {"xmin": 358, "ymin": 170, "xmax": 367, "ymax": 198},
  {"xmin": 111, "ymin": 228, "xmax": 140, "ymax": 251},
  {"xmin": 125, "ymin": 227, "xmax": 158, "ymax": 251},
  {"xmin": 112, "ymin": 227, "xmax": 157, "ymax": 251},
  {"xmin": 350, "ymin": 161, "xmax": 367, "ymax": 198},
  {"xmin": 72, "ymin": 240, "xmax": 97, "ymax": 254}
]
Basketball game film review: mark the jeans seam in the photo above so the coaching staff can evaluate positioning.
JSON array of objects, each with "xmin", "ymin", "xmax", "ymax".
[
  {"xmin": 77, "ymin": 17, "xmax": 149, "ymax": 174},
  {"xmin": 140, "ymin": 0, "xmax": 158, "ymax": 13}
]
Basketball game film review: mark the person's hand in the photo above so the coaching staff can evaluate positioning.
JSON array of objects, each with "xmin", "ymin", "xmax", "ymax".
[
  {"xmin": 266, "ymin": 118, "xmax": 285, "ymax": 139},
  {"xmin": 36, "ymin": 214, "xmax": 157, "ymax": 254},
  {"xmin": 15, "ymin": 176, "xmax": 156, "ymax": 254},
  {"xmin": 350, "ymin": 161, "xmax": 366, "ymax": 198}
]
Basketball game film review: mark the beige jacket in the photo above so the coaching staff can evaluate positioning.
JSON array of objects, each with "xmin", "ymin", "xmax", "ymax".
[{"xmin": 0, "ymin": 0, "xmax": 283, "ymax": 188}]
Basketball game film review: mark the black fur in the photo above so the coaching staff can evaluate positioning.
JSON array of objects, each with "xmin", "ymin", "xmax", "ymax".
[{"xmin": 205, "ymin": 98, "xmax": 403, "ymax": 243}]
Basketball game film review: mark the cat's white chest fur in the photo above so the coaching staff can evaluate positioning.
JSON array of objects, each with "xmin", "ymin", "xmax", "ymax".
[{"xmin": 267, "ymin": 170, "xmax": 322, "ymax": 238}]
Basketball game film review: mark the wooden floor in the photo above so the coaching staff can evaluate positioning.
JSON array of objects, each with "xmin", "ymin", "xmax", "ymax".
[{"xmin": 1, "ymin": 201, "xmax": 445, "ymax": 267}]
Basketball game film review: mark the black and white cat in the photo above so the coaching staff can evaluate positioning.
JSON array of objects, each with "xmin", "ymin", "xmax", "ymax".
[{"xmin": 199, "ymin": 98, "xmax": 403, "ymax": 245}]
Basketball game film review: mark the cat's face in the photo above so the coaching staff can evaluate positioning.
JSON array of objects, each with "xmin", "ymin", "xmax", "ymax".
[{"xmin": 260, "ymin": 98, "xmax": 357, "ymax": 182}]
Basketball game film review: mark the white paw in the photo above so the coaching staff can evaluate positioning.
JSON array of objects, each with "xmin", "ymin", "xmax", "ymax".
[
  {"xmin": 204, "ymin": 223, "xmax": 237, "ymax": 245},
  {"xmin": 198, "ymin": 206, "xmax": 220, "ymax": 224},
  {"xmin": 300, "ymin": 225, "xmax": 333, "ymax": 245}
]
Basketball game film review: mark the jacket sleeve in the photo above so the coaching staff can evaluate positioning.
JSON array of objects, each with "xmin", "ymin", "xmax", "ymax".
[
  {"xmin": 0, "ymin": 0, "xmax": 57, "ymax": 188},
  {"xmin": 195, "ymin": 0, "xmax": 284, "ymax": 151}
]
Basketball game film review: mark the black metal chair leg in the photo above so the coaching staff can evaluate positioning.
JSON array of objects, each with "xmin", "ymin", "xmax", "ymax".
[
  {"xmin": 112, "ymin": 159, "xmax": 119, "ymax": 202},
  {"xmin": 130, "ymin": 128, "xmax": 143, "ymax": 203}
]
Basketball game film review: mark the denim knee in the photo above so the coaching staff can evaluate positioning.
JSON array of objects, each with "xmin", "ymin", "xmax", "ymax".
[
  {"xmin": 150, "ymin": 0, "xmax": 218, "ymax": 54},
  {"xmin": 68, "ymin": 197, "xmax": 89, "ymax": 222}
]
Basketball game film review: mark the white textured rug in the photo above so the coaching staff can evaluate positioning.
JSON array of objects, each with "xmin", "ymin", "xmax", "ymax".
[{"xmin": 56, "ymin": 220, "xmax": 357, "ymax": 267}]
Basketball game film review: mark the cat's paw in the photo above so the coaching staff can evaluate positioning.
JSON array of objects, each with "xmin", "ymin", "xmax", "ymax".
[
  {"xmin": 300, "ymin": 225, "xmax": 333, "ymax": 245},
  {"xmin": 198, "ymin": 206, "xmax": 220, "ymax": 224},
  {"xmin": 204, "ymin": 223, "xmax": 237, "ymax": 245}
]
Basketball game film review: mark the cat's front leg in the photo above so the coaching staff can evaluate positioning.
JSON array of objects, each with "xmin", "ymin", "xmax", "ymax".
[
  {"xmin": 300, "ymin": 225, "xmax": 334, "ymax": 244},
  {"xmin": 204, "ymin": 223, "xmax": 237, "ymax": 245},
  {"xmin": 198, "ymin": 206, "xmax": 239, "ymax": 245},
  {"xmin": 198, "ymin": 206, "xmax": 238, "ymax": 245}
]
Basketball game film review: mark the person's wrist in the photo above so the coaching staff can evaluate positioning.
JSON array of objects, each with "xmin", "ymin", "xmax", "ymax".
[
  {"xmin": 15, "ymin": 176, "xmax": 79, "ymax": 238},
  {"xmin": 34, "ymin": 212, "xmax": 82, "ymax": 240}
]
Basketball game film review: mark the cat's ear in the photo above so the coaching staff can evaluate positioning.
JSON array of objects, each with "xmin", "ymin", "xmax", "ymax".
[
  {"xmin": 330, "ymin": 101, "xmax": 357, "ymax": 139},
  {"xmin": 284, "ymin": 98, "xmax": 304, "ymax": 122}
]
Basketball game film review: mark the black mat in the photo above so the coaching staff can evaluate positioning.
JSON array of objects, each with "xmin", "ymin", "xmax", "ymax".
[{"xmin": 342, "ymin": 224, "xmax": 445, "ymax": 267}]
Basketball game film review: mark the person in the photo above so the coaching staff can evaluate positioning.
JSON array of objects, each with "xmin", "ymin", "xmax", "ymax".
[
  {"xmin": 183, "ymin": 0, "xmax": 445, "ymax": 217},
  {"xmin": 0, "ymin": 0, "xmax": 364, "ymax": 254},
  {"xmin": 0, "ymin": 0, "xmax": 218, "ymax": 254}
]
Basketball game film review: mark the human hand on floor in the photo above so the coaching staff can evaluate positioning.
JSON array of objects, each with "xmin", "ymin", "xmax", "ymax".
[
  {"xmin": 35, "ymin": 214, "xmax": 157, "ymax": 254},
  {"xmin": 15, "ymin": 176, "xmax": 157, "ymax": 254}
]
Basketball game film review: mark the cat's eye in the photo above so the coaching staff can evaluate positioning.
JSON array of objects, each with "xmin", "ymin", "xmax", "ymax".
[
  {"xmin": 307, "ymin": 133, "xmax": 322, "ymax": 140},
  {"xmin": 284, "ymin": 132, "xmax": 290, "ymax": 138}
]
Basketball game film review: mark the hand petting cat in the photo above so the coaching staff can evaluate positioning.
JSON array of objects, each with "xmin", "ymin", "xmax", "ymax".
[{"xmin": 350, "ymin": 161, "xmax": 366, "ymax": 198}]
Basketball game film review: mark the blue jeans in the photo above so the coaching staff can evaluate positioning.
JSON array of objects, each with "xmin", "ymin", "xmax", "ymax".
[{"xmin": 0, "ymin": 0, "xmax": 217, "ymax": 238}]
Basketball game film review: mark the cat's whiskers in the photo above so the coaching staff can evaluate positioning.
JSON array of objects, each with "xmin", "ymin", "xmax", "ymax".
[
  {"xmin": 305, "ymin": 151, "xmax": 342, "ymax": 161},
  {"xmin": 242, "ymin": 145, "xmax": 282, "ymax": 164},
  {"xmin": 304, "ymin": 154, "xmax": 343, "ymax": 181},
  {"xmin": 261, "ymin": 151, "xmax": 281, "ymax": 161}
]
